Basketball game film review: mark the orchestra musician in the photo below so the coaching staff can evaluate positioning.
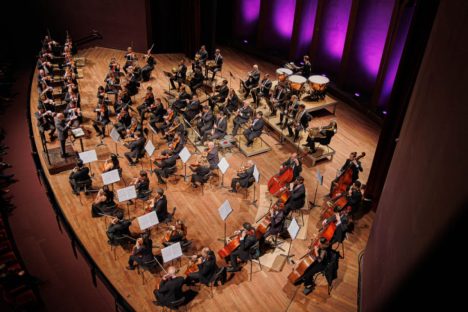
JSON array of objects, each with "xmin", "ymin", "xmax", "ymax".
[
  {"xmin": 104, "ymin": 72, "xmax": 121, "ymax": 95},
  {"xmin": 294, "ymin": 237, "xmax": 332, "ymax": 295},
  {"xmin": 162, "ymin": 220, "xmax": 187, "ymax": 247},
  {"xmin": 185, "ymin": 247, "xmax": 220, "ymax": 285},
  {"xmin": 340, "ymin": 152, "xmax": 363, "ymax": 183},
  {"xmin": 103, "ymin": 154, "xmax": 120, "ymax": 173},
  {"xmin": 64, "ymin": 100, "xmax": 82, "ymax": 128},
  {"xmin": 92, "ymin": 100, "xmax": 110, "ymax": 137},
  {"xmin": 190, "ymin": 157, "xmax": 211, "ymax": 188},
  {"xmin": 207, "ymin": 48, "xmax": 223, "ymax": 80},
  {"xmin": 148, "ymin": 98, "xmax": 167, "ymax": 129},
  {"xmin": 303, "ymin": 120, "xmax": 337, "ymax": 153},
  {"xmin": 55, "ymin": 113, "xmax": 71, "ymax": 158},
  {"xmin": 182, "ymin": 95, "xmax": 201, "ymax": 122},
  {"xmin": 159, "ymin": 107, "xmax": 176, "ymax": 136},
  {"xmin": 231, "ymin": 100, "xmax": 253, "ymax": 136},
  {"xmin": 106, "ymin": 211, "xmax": 131, "ymax": 245},
  {"xmin": 287, "ymin": 103, "xmax": 310, "ymax": 142},
  {"xmin": 299, "ymin": 55, "xmax": 312, "ymax": 78},
  {"xmin": 262, "ymin": 203, "xmax": 286, "ymax": 240},
  {"xmin": 126, "ymin": 235, "xmax": 153, "ymax": 271},
  {"xmin": 35, "ymin": 106, "xmax": 56, "ymax": 141},
  {"xmin": 131, "ymin": 170, "xmax": 150, "ymax": 199},
  {"xmin": 137, "ymin": 86, "xmax": 155, "ymax": 119},
  {"xmin": 251, "ymin": 73, "xmax": 272, "ymax": 107},
  {"xmin": 189, "ymin": 67, "xmax": 205, "ymax": 93},
  {"xmin": 208, "ymin": 79, "xmax": 229, "ymax": 112},
  {"xmin": 222, "ymin": 88, "xmax": 240, "ymax": 116},
  {"xmin": 229, "ymin": 160, "xmax": 255, "ymax": 193},
  {"xmin": 108, "ymin": 57, "xmax": 121, "ymax": 75},
  {"xmin": 277, "ymin": 95, "xmax": 299, "ymax": 129},
  {"xmin": 197, "ymin": 45, "xmax": 208, "ymax": 65},
  {"xmin": 147, "ymin": 188, "xmax": 168, "ymax": 222},
  {"xmin": 196, "ymin": 105, "xmax": 214, "ymax": 141},
  {"xmin": 68, "ymin": 160, "xmax": 91, "ymax": 195},
  {"xmin": 281, "ymin": 153, "xmax": 303, "ymax": 180},
  {"xmin": 123, "ymin": 131, "xmax": 146, "ymax": 166},
  {"xmin": 170, "ymin": 59, "xmax": 187, "ymax": 90},
  {"xmin": 114, "ymin": 108, "xmax": 132, "ymax": 137},
  {"xmin": 243, "ymin": 111, "xmax": 265, "ymax": 147},
  {"xmin": 124, "ymin": 66, "xmax": 140, "ymax": 96},
  {"xmin": 205, "ymin": 141, "xmax": 219, "ymax": 170},
  {"xmin": 202, "ymin": 111, "xmax": 227, "ymax": 144},
  {"xmin": 152, "ymin": 266, "xmax": 185, "ymax": 307},
  {"xmin": 141, "ymin": 48, "xmax": 156, "ymax": 81},
  {"xmin": 226, "ymin": 223, "xmax": 258, "ymax": 273},
  {"xmin": 154, "ymin": 153, "xmax": 178, "ymax": 184},
  {"xmin": 240, "ymin": 64, "xmax": 260, "ymax": 98},
  {"xmin": 329, "ymin": 180, "xmax": 363, "ymax": 215},
  {"xmin": 284, "ymin": 176, "xmax": 306, "ymax": 215},
  {"xmin": 123, "ymin": 46, "xmax": 137, "ymax": 73},
  {"xmin": 91, "ymin": 186, "xmax": 117, "ymax": 218},
  {"xmin": 170, "ymin": 85, "xmax": 191, "ymax": 113}
]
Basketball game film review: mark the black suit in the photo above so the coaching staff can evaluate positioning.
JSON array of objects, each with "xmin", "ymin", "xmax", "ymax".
[
  {"xmin": 206, "ymin": 147, "xmax": 219, "ymax": 170},
  {"xmin": 282, "ymin": 158, "xmax": 302, "ymax": 180},
  {"xmin": 153, "ymin": 195, "xmax": 168, "ymax": 221},
  {"xmin": 124, "ymin": 137, "xmax": 146, "ymax": 164},
  {"xmin": 230, "ymin": 234, "xmax": 257, "ymax": 269},
  {"xmin": 69, "ymin": 167, "xmax": 91, "ymax": 193},
  {"xmin": 243, "ymin": 118, "xmax": 264, "ymax": 145},
  {"xmin": 197, "ymin": 110, "xmax": 214, "ymax": 137},
  {"xmin": 155, "ymin": 155, "xmax": 178, "ymax": 183},
  {"xmin": 186, "ymin": 255, "xmax": 218, "ymax": 285},
  {"xmin": 55, "ymin": 118, "xmax": 69, "ymax": 156},
  {"xmin": 232, "ymin": 106, "xmax": 253, "ymax": 136},
  {"xmin": 154, "ymin": 276, "xmax": 185, "ymax": 306},
  {"xmin": 230, "ymin": 166, "xmax": 255, "ymax": 191},
  {"xmin": 106, "ymin": 219, "xmax": 131, "ymax": 244},
  {"xmin": 284, "ymin": 183, "xmax": 306, "ymax": 215},
  {"xmin": 264, "ymin": 209, "xmax": 286, "ymax": 238},
  {"xmin": 252, "ymin": 78, "xmax": 272, "ymax": 106},
  {"xmin": 183, "ymin": 100, "xmax": 200, "ymax": 122},
  {"xmin": 203, "ymin": 116, "xmax": 227, "ymax": 143},
  {"xmin": 170, "ymin": 64, "xmax": 187, "ymax": 89},
  {"xmin": 341, "ymin": 159, "xmax": 363, "ymax": 182}
]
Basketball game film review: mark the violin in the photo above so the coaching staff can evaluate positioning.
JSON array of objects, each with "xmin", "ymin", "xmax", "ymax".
[{"xmin": 184, "ymin": 254, "xmax": 203, "ymax": 276}]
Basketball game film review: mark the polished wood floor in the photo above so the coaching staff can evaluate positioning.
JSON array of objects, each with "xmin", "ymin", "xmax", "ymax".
[{"xmin": 30, "ymin": 47, "xmax": 379, "ymax": 312}]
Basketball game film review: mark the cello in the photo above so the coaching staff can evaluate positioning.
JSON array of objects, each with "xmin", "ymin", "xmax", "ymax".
[{"xmin": 217, "ymin": 227, "xmax": 254, "ymax": 259}]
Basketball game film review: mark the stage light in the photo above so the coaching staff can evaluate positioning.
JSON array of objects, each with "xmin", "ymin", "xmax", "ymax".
[
  {"xmin": 243, "ymin": 40, "xmax": 248, "ymax": 44},
  {"xmin": 354, "ymin": 92, "xmax": 360, "ymax": 97},
  {"xmin": 382, "ymin": 110, "xmax": 388, "ymax": 115}
]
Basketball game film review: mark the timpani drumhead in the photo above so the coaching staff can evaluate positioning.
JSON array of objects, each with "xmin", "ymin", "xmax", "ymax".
[
  {"xmin": 276, "ymin": 68, "xmax": 293, "ymax": 76},
  {"xmin": 308, "ymin": 75, "xmax": 330, "ymax": 84}
]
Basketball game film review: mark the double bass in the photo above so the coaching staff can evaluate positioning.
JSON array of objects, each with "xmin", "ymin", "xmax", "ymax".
[
  {"xmin": 330, "ymin": 152, "xmax": 365, "ymax": 198},
  {"xmin": 267, "ymin": 153, "xmax": 306, "ymax": 202}
]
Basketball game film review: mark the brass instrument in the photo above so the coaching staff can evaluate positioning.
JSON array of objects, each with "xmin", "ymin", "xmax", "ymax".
[{"xmin": 206, "ymin": 60, "xmax": 216, "ymax": 68}]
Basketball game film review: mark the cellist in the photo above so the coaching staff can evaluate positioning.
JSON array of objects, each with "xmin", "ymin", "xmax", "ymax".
[
  {"xmin": 284, "ymin": 176, "xmax": 306, "ymax": 215},
  {"xmin": 281, "ymin": 152, "xmax": 302, "ymax": 180},
  {"xmin": 185, "ymin": 247, "xmax": 219, "ymax": 286},
  {"xmin": 226, "ymin": 223, "xmax": 257, "ymax": 273}
]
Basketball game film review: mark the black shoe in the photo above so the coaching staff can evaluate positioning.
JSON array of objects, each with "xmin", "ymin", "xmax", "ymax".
[
  {"xmin": 126, "ymin": 266, "xmax": 135, "ymax": 271},
  {"xmin": 226, "ymin": 266, "xmax": 240, "ymax": 273},
  {"xmin": 228, "ymin": 189, "xmax": 237, "ymax": 193},
  {"xmin": 72, "ymin": 191, "xmax": 79, "ymax": 196}
]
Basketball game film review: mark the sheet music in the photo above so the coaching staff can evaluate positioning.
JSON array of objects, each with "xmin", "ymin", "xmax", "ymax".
[
  {"xmin": 145, "ymin": 140, "xmax": 155, "ymax": 157},
  {"xmin": 178, "ymin": 147, "xmax": 191, "ymax": 163},
  {"xmin": 137, "ymin": 211, "xmax": 159, "ymax": 230},
  {"xmin": 101, "ymin": 169, "xmax": 120, "ymax": 185},
  {"xmin": 78, "ymin": 150, "xmax": 98, "ymax": 164},
  {"xmin": 110, "ymin": 127, "xmax": 121, "ymax": 143},
  {"xmin": 71, "ymin": 127, "xmax": 85, "ymax": 138},
  {"xmin": 161, "ymin": 242, "xmax": 183, "ymax": 263},
  {"xmin": 217, "ymin": 157, "xmax": 230, "ymax": 175},
  {"xmin": 288, "ymin": 218, "xmax": 301, "ymax": 240},
  {"xmin": 253, "ymin": 165, "xmax": 260, "ymax": 183},
  {"xmin": 218, "ymin": 200, "xmax": 233, "ymax": 221},
  {"xmin": 116, "ymin": 185, "xmax": 137, "ymax": 202}
]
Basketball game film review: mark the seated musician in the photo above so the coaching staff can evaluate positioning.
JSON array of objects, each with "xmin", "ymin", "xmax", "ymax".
[
  {"xmin": 243, "ymin": 111, "xmax": 265, "ymax": 147},
  {"xmin": 207, "ymin": 48, "xmax": 223, "ymax": 80},
  {"xmin": 287, "ymin": 104, "xmax": 310, "ymax": 142},
  {"xmin": 152, "ymin": 266, "xmax": 185, "ymax": 307},
  {"xmin": 92, "ymin": 100, "xmax": 110, "ymax": 137},
  {"xmin": 329, "ymin": 180, "xmax": 363, "ymax": 215},
  {"xmin": 39, "ymin": 93, "xmax": 55, "ymax": 112},
  {"xmin": 131, "ymin": 170, "xmax": 150, "ymax": 199},
  {"xmin": 299, "ymin": 55, "xmax": 312, "ymax": 78},
  {"xmin": 262, "ymin": 203, "xmax": 286, "ymax": 241},
  {"xmin": 303, "ymin": 120, "xmax": 337, "ymax": 153},
  {"xmin": 189, "ymin": 67, "xmax": 204, "ymax": 93},
  {"xmin": 185, "ymin": 247, "xmax": 219, "ymax": 285},
  {"xmin": 183, "ymin": 95, "xmax": 201, "ymax": 122},
  {"xmin": 277, "ymin": 95, "xmax": 299, "ymax": 128},
  {"xmin": 208, "ymin": 79, "xmax": 229, "ymax": 111},
  {"xmin": 159, "ymin": 108, "xmax": 176, "ymax": 136},
  {"xmin": 64, "ymin": 100, "xmax": 82, "ymax": 128},
  {"xmin": 141, "ymin": 48, "xmax": 156, "ymax": 82},
  {"xmin": 281, "ymin": 152, "xmax": 303, "ymax": 180},
  {"xmin": 251, "ymin": 73, "xmax": 272, "ymax": 107},
  {"xmin": 229, "ymin": 160, "xmax": 255, "ymax": 193},
  {"xmin": 328, "ymin": 208, "xmax": 353, "ymax": 245},
  {"xmin": 205, "ymin": 141, "xmax": 220, "ymax": 170},
  {"xmin": 114, "ymin": 108, "xmax": 132, "ymax": 137},
  {"xmin": 284, "ymin": 176, "xmax": 306, "ymax": 215},
  {"xmin": 190, "ymin": 157, "xmax": 211, "ymax": 188},
  {"xmin": 162, "ymin": 220, "xmax": 187, "ymax": 247},
  {"xmin": 196, "ymin": 105, "xmax": 214, "ymax": 141},
  {"xmin": 137, "ymin": 86, "xmax": 155, "ymax": 119},
  {"xmin": 202, "ymin": 111, "xmax": 227, "ymax": 144},
  {"xmin": 147, "ymin": 188, "xmax": 168, "ymax": 222},
  {"xmin": 294, "ymin": 237, "xmax": 332, "ymax": 295},
  {"xmin": 231, "ymin": 100, "xmax": 253, "ymax": 136},
  {"xmin": 126, "ymin": 235, "xmax": 153, "ymax": 270},
  {"xmin": 169, "ymin": 132, "xmax": 186, "ymax": 155},
  {"xmin": 149, "ymin": 98, "xmax": 167, "ymax": 129},
  {"xmin": 123, "ymin": 46, "xmax": 137, "ymax": 73},
  {"xmin": 223, "ymin": 88, "xmax": 240, "ymax": 116},
  {"xmin": 35, "ymin": 106, "xmax": 56, "ymax": 141},
  {"xmin": 104, "ymin": 72, "xmax": 121, "ymax": 94},
  {"xmin": 241, "ymin": 64, "xmax": 260, "ymax": 98},
  {"xmin": 226, "ymin": 223, "xmax": 257, "ymax": 273},
  {"xmin": 124, "ymin": 67, "xmax": 140, "ymax": 96},
  {"xmin": 103, "ymin": 154, "xmax": 120, "ymax": 173},
  {"xmin": 91, "ymin": 186, "xmax": 117, "ymax": 218},
  {"xmin": 154, "ymin": 153, "xmax": 178, "ymax": 184},
  {"xmin": 123, "ymin": 131, "xmax": 146, "ymax": 166},
  {"xmin": 108, "ymin": 57, "xmax": 121, "ymax": 75},
  {"xmin": 69, "ymin": 160, "xmax": 91, "ymax": 195},
  {"xmin": 106, "ymin": 211, "xmax": 131, "ymax": 245},
  {"xmin": 170, "ymin": 59, "xmax": 187, "ymax": 90}
]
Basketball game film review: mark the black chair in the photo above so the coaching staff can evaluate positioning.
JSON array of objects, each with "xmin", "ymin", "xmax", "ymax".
[
  {"xmin": 316, "ymin": 130, "xmax": 336, "ymax": 153},
  {"xmin": 75, "ymin": 179, "xmax": 93, "ymax": 195},
  {"xmin": 199, "ymin": 267, "xmax": 226, "ymax": 298},
  {"xmin": 200, "ymin": 172, "xmax": 213, "ymax": 195},
  {"xmin": 162, "ymin": 296, "xmax": 186, "ymax": 312},
  {"xmin": 238, "ymin": 177, "xmax": 256, "ymax": 199},
  {"xmin": 162, "ymin": 164, "xmax": 179, "ymax": 190},
  {"xmin": 247, "ymin": 241, "xmax": 263, "ymax": 281},
  {"xmin": 137, "ymin": 256, "xmax": 160, "ymax": 285}
]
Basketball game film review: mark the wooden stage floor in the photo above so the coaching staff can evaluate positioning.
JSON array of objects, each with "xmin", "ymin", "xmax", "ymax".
[{"xmin": 30, "ymin": 47, "xmax": 380, "ymax": 311}]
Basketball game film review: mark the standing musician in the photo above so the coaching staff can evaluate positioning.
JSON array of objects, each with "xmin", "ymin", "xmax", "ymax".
[
  {"xmin": 91, "ymin": 186, "xmax": 117, "ymax": 218},
  {"xmin": 147, "ymin": 188, "xmax": 168, "ymax": 222},
  {"xmin": 93, "ymin": 100, "xmax": 110, "ymax": 137},
  {"xmin": 35, "ymin": 106, "xmax": 56, "ymax": 141},
  {"xmin": 55, "ymin": 113, "xmax": 71, "ymax": 158},
  {"xmin": 339, "ymin": 152, "xmax": 363, "ymax": 183},
  {"xmin": 277, "ymin": 95, "xmax": 299, "ymax": 129},
  {"xmin": 207, "ymin": 48, "xmax": 223, "ymax": 80},
  {"xmin": 208, "ymin": 79, "xmax": 229, "ymax": 112},
  {"xmin": 243, "ymin": 111, "xmax": 265, "ymax": 147},
  {"xmin": 154, "ymin": 153, "xmax": 178, "ymax": 184},
  {"xmin": 183, "ymin": 95, "xmax": 201, "ymax": 122},
  {"xmin": 281, "ymin": 153, "xmax": 303, "ymax": 180},
  {"xmin": 229, "ymin": 160, "xmax": 255, "ymax": 193},
  {"xmin": 123, "ymin": 46, "xmax": 137, "ymax": 73},
  {"xmin": 197, "ymin": 45, "xmax": 208, "ymax": 65},
  {"xmin": 202, "ymin": 111, "xmax": 227, "ymax": 144},
  {"xmin": 141, "ymin": 48, "xmax": 156, "ymax": 81},
  {"xmin": 103, "ymin": 154, "xmax": 120, "ymax": 173},
  {"xmin": 126, "ymin": 235, "xmax": 153, "ymax": 270},
  {"xmin": 294, "ymin": 237, "xmax": 332, "ymax": 295},
  {"xmin": 152, "ymin": 266, "xmax": 185, "ymax": 307},
  {"xmin": 130, "ymin": 170, "xmax": 150, "ymax": 199},
  {"xmin": 185, "ymin": 247, "xmax": 219, "ymax": 285},
  {"xmin": 287, "ymin": 103, "xmax": 310, "ymax": 142},
  {"xmin": 222, "ymin": 88, "xmax": 240, "ymax": 116},
  {"xmin": 123, "ymin": 131, "xmax": 146, "ymax": 166},
  {"xmin": 69, "ymin": 160, "xmax": 91, "ymax": 195},
  {"xmin": 231, "ymin": 100, "xmax": 253, "ymax": 136},
  {"xmin": 284, "ymin": 176, "xmax": 306, "ymax": 215},
  {"xmin": 170, "ymin": 59, "xmax": 187, "ymax": 90},
  {"xmin": 299, "ymin": 55, "xmax": 312, "ymax": 78},
  {"xmin": 251, "ymin": 73, "xmax": 272, "ymax": 107},
  {"xmin": 196, "ymin": 105, "xmax": 214, "ymax": 141},
  {"xmin": 162, "ymin": 220, "xmax": 187, "ymax": 247},
  {"xmin": 205, "ymin": 141, "xmax": 220, "ymax": 170},
  {"xmin": 226, "ymin": 223, "xmax": 258, "ymax": 273},
  {"xmin": 240, "ymin": 64, "xmax": 260, "ymax": 98},
  {"xmin": 106, "ymin": 211, "xmax": 131, "ymax": 245},
  {"xmin": 189, "ymin": 157, "xmax": 211, "ymax": 188},
  {"xmin": 137, "ymin": 86, "xmax": 155, "ymax": 119}
]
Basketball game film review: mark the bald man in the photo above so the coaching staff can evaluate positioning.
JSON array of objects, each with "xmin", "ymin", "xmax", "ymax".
[{"xmin": 153, "ymin": 266, "xmax": 185, "ymax": 307}]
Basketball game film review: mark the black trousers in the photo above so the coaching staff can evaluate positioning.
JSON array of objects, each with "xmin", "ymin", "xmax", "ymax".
[
  {"xmin": 59, "ymin": 139, "xmax": 66, "ymax": 156},
  {"xmin": 231, "ymin": 177, "xmax": 240, "ymax": 191}
]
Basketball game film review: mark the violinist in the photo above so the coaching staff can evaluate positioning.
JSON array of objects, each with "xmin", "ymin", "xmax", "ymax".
[
  {"xmin": 183, "ymin": 95, "xmax": 201, "ymax": 122},
  {"xmin": 226, "ymin": 223, "xmax": 257, "ymax": 273},
  {"xmin": 170, "ymin": 59, "xmax": 187, "ymax": 90},
  {"xmin": 103, "ymin": 154, "xmax": 120, "ymax": 173},
  {"xmin": 131, "ymin": 170, "xmax": 150, "ymax": 199},
  {"xmin": 147, "ymin": 188, "xmax": 168, "ymax": 222},
  {"xmin": 281, "ymin": 153, "xmax": 302, "ymax": 180},
  {"xmin": 141, "ymin": 48, "xmax": 156, "ymax": 82},
  {"xmin": 202, "ymin": 111, "xmax": 227, "ymax": 144},
  {"xmin": 115, "ymin": 108, "xmax": 132, "ymax": 137},
  {"xmin": 123, "ymin": 46, "xmax": 137, "ymax": 73},
  {"xmin": 284, "ymin": 176, "xmax": 306, "ymax": 215},
  {"xmin": 64, "ymin": 100, "xmax": 82, "ymax": 128},
  {"xmin": 159, "ymin": 108, "xmax": 176, "ymax": 136},
  {"xmin": 126, "ymin": 235, "xmax": 153, "ymax": 271},
  {"xmin": 106, "ymin": 211, "xmax": 131, "ymax": 245},
  {"xmin": 123, "ymin": 131, "xmax": 146, "ymax": 166},
  {"xmin": 185, "ymin": 247, "xmax": 219, "ymax": 285},
  {"xmin": 148, "ymin": 98, "xmax": 167, "ymax": 129},
  {"xmin": 92, "ymin": 100, "xmax": 110, "ymax": 137},
  {"xmin": 231, "ymin": 100, "xmax": 253, "ymax": 136},
  {"xmin": 97, "ymin": 86, "xmax": 106, "ymax": 102},
  {"xmin": 207, "ymin": 48, "xmax": 223, "ymax": 80},
  {"xmin": 251, "ymin": 73, "xmax": 272, "ymax": 107},
  {"xmin": 222, "ymin": 88, "xmax": 240, "ymax": 116},
  {"xmin": 91, "ymin": 186, "xmax": 117, "ymax": 218},
  {"xmin": 137, "ymin": 86, "xmax": 155, "ymax": 119},
  {"xmin": 163, "ymin": 118, "xmax": 185, "ymax": 144},
  {"xmin": 152, "ymin": 266, "xmax": 185, "ymax": 307},
  {"xmin": 240, "ymin": 64, "xmax": 260, "ymax": 98},
  {"xmin": 190, "ymin": 157, "xmax": 211, "ymax": 188},
  {"xmin": 196, "ymin": 105, "xmax": 214, "ymax": 141},
  {"xmin": 124, "ymin": 66, "xmax": 140, "ymax": 96},
  {"xmin": 35, "ymin": 106, "xmax": 56, "ymax": 141},
  {"xmin": 104, "ymin": 72, "xmax": 121, "ymax": 95},
  {"xmin": 229, "ymin": 160, "xmax": 255, "ymax": 193},
  {"xmin": 108, "ymin": 57, "xmax": 121, "ymax": 75},
  {"xmin": 243, "ymin": 111, "xmax": 265, "ymax": 147},
  {"xmin": 162, "ymin": 220, "xmax": 187, "ymax": 247},
  {"xmin": 68, "ymin": 160, "xmax": 91, "ymax": 195},
  {"xmin": 170, "ymin": 85, "xmax": 191, "ymax": 113},
  {"xmin": 167, "ymin": 132, "xmax": 185, "ymax": 155},
  {"xmin": 154, "ymin": 153, "xmax": 178, "ymax": 184},
  {"xmin": 208, "ymin": 79, "xmax": 229, "ymax": 112}
]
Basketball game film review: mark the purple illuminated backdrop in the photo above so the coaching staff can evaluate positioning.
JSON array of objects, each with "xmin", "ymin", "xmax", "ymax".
[
  {"xmin": 234, "ymin": 0, "xmax": 261, "ymax": 42},
  {"xmin": 295, "ymin": 0, "xmax": 319, "ymax": 59},
  {"xmin": 241, "ymin": 0, "xmax": 261, "ymax": 25},
  {"xmin": 313, "ymin": 0, "xmax": 353, "ymax": 77},
  {"xmin": 378, "ymin": 5, "xmax": 414, "ymax": 108},
  {"xmin": 273, "ymin": 0, "xmax": 297, "ymax": 39}
]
